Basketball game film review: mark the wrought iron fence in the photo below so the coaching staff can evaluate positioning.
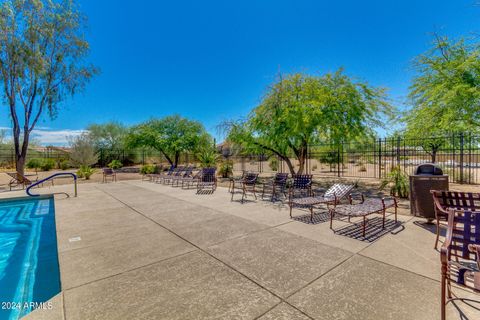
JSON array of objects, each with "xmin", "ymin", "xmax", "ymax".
[
  {"xmin": 224, "ymin": 133, "xmax": 480, "ymax": 185},
  {"xmin": 1, "ymin": 133, "xmax": 479, "ymax": 184}
]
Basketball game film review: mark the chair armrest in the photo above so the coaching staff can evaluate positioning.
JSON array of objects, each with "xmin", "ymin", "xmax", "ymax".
[
  {"xmin": 440, "ymin": 209, "xmax": 456, "ymax": 264},
  {"xmin": 468, "ymin": 244, "xmax": 480, "ymax": 268},
  {"xmin": 244, "ymin": 177, "xmax": 257, "ymax": 184}
]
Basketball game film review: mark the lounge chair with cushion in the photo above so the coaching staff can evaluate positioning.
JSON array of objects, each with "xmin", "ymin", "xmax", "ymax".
[
  {"xmin": 261, "ymin": 173, "xmax": 289, "ymax": 201},
  {"xmin": 440, "ymin": 209, "xmax": 480, "ymax": 320},
  {"xmin": 230, "ymin": 172, "xmax": 259, "ymax": 202}
]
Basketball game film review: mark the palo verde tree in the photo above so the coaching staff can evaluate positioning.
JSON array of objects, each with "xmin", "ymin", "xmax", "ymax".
[
  {"xmin": 0, "ymin": 0, "xmax": 97, "ymax": 175},
  {"xmin": 126, "ymin": 115, "xmax": 212, "ymax": 167},
  {"xmin": 225, "ymin": 70, "xmax": 392, "ymax": 175},
  {"xmin": 405, "ymin": 35, "xmax": 480, "ymax": 162},
  {"xmin": 87, "ymin": 121, "xmax": 127, "ymax": 150}
]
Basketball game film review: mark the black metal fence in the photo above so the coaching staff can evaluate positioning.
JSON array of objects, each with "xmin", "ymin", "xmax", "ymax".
[
  {"xmin": 225, "ymin": 133, "xmax": 480, "ymax": 184},
  {"xmin": 1, "ymin": 133, "xmax": 479, "ymax": 184}
]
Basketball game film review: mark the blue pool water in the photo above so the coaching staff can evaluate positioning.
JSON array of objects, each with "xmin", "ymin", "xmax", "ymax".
[{"xmin": 0, "ymin": 196, "xmax": 60, "ymax": 320}]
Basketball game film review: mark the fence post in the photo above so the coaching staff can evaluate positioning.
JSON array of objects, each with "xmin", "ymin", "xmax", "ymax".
[
  {"xmin": 396, "ymin": 137, "xmax": 401, "ymax": 167},
  {"xmin": 459, "ymin": 133, "xmax": 464, "ymax": 184},
  {"xmin": 337, "ymin": 144, "xmax": 341, "ymax": 178},
  {"xmin": 378, "ymin": 138, "xmax": 382, "ymax": 179}
]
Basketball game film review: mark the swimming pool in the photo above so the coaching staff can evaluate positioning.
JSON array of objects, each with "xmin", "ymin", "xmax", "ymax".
[{"xmin": 0, "ymin": 196, "xmax": 60, "ymax": 320}]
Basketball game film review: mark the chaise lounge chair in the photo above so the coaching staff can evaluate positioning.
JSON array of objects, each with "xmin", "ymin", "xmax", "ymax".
[
  {"xmin": 6, "ymin": 172, "xmax": 39, "ymax": 190},
  {"xmin": 171, "ymin": 166, "xmax": 194, "ymax": 187},
  {"xmin": 289, "ymin": 178, "xmax": 354, "ymax": 222},
  {"xmin": 329, "ymin": 195, "xmax": 398, "ymax": 237},
  {"xmin": 159, "ymin": 166, "xmax": 183, "ymax": 184}
]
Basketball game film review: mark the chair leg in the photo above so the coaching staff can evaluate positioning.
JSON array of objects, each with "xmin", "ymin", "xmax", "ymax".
[
  {"xmin": 330, "ymin": 209, "xmax": 334, "ymax": 230},
  {"xmin": 382, "ymin": 209, "xmax": 386, "ymax": 229},
  {"xmin": 394, "ymin": 205, "xmax": 397, "ymax": 222},
  {"xmin": 435, "ymin": 217, "xmax": 441, "ymax": 250},
  {"xmin": 310, "ymin": 206, "xmax": 314, "ymax": 222},
  {"xmin": 441, "ymin": 267, "xmax": 447, "ymax": 320},
  {"xmin": 363, "ymin": 216, "xmax": 366, "ymax": 237}
]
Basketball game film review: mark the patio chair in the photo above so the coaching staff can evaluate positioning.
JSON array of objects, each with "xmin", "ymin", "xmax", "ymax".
[
  {"xmin": 228, "ymin": 170, "xmax": 247, "ymax": 193},
  {"xmin": 230, "ymin": 172, "xmax": 259, "ymax": 202},
  {"xmin": 440, "ymin": 209, "xmax": 480, "ymax": 320},
  {"xmin": 329, "ymin": 195, "xmax": 398, "ymax": 237},
  {"xmin": 6, "ymin": 172, "xmax": 39, "ymax": 190},
  {"xmin": 431, "ymin": 191, "xmax": 480, "ymax": 249},
  {"xmin": 261, "ymin": 172, "xmax": 289, "ymax": 201},
  {"xmin": 102, "ymin": 168, "xmax": 117, "ymax": 183},
  {"xmin": 196, "ymin": 167, "xmax": 217, "ymax": 193}
]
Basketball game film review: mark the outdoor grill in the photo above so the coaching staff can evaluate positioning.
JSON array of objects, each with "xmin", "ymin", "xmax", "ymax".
[{"xmin": 409, "ymin": 163, "xmax": 449, "ymax": 222}]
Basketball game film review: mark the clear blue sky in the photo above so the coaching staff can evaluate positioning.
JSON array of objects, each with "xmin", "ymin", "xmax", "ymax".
[{"xmin": 1, "ymin": 0, "xmax": 479, "ymax": 145}]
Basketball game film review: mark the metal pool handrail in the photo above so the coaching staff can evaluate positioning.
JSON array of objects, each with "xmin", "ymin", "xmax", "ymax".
[{"xmin": 26, "ymin": 173, "xmax": 78, "ymax": 197}]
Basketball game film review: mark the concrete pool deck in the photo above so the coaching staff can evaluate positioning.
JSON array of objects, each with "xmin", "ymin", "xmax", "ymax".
[{"xmin": 3, "ymin": 180, "xmax": 478, "ymax": 319}]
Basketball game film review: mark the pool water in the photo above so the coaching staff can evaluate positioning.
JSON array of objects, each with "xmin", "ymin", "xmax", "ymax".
[{"xmin": 0, "ymin": 196, "xmax": 60, "ymax": 320}]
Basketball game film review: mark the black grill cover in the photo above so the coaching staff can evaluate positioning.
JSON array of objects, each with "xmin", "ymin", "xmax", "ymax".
[{"xmin": 414, "ymin": 163, "xmax": 444, "ymax": 176}]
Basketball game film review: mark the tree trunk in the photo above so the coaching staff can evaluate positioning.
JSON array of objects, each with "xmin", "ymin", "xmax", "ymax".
[
  {"xmin": 283, "ymin": 157, "xmax": 296, "ymax": 176},
  {"xmin": 295, "ymin": 144, "xmax": 307, "ymax": 175},
  {"xmin": 174, "ymin": 152, "xmax": 180, "ymax": 168},
  {"xmin": 431, "ymin": 149, "xmax": 437, "ymax": 163},
  {"xmin": 16, "ymin": 156, "xmax": 26, "ymax": 176}
]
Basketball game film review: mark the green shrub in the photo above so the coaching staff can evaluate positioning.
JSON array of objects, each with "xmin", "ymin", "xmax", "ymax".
[
  {"xmin": 39, "ymin": 159, "xmax": 55, "ymax": 171},
  {"xmin": 26, "ymin": 158, "xmax": 43, "ymax": 171},
  {"xmin": 218, "ymin": 160, "xmax": 233, "ymax": 178},
  {"xmin": 268, "ymin": 157, "xmax": 278, "ymax": 171},
  {"xmin": 59, "ymin": 160, "xmax": 70, "ymax": 170},
  {"xmin": 140, "ymin": 164, "xmax": 156, "ymax": 174},
  {"xmin": 380, "ymin": 166, "xmax": 409, "ymax": 198},
  {"xmin": 77, "ymin": 165, "xmax": 96, "ymax": 180},
  {"xmin": 108, "ymin": 160, "xmax": 123, "ymax": 169}
]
